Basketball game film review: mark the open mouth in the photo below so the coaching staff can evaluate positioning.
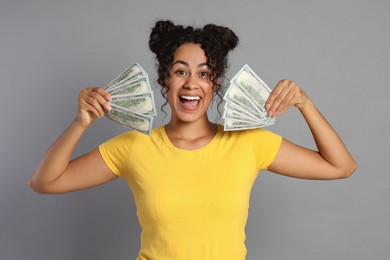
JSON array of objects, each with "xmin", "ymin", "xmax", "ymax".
[{"xmin": 179, "ymin": 95, "xmax": 201, "ymax": 110}]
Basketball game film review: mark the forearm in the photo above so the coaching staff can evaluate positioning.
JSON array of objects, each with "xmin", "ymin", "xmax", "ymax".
[
  {"xmin": 298, "ymin": 99, "xmax": 357, "ymax": 176},
  {"xmin": 29, "ymin": 119, "xmax": 89, "ymax": 192}
]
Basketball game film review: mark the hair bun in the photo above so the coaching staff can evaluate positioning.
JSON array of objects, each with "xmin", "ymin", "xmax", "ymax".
[
  {"xmin": 149, "ymin": 20, "xmax": 177, "ymax": 55},
  {"xmin": 203, "ymin": 24, "xmax": 239, "ymax": 53}
]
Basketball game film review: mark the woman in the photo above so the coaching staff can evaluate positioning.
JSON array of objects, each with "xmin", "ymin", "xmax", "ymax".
[{"xmin": 29, "ymin": 20, "xmax": 356, "ymax": 259}]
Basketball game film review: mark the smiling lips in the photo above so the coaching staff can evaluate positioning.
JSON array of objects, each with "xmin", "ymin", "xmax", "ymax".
[{"xmin": 179, "ymin": 95, "xmax": 201, "ymax": 110}]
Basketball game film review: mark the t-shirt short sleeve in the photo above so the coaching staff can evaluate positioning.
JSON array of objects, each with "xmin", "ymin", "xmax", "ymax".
[
  {"xmin": 98, "ymin": 131, "xmax": 137, "ymax": 177},
  {"xmin": 245, "ymin": 128, "xmax": 282, "ymax": 171}
]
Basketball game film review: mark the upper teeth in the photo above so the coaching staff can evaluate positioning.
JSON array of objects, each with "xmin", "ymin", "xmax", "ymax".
[{"xmin": 181, "ymin": 96, "xmax": 200, "ymax": 100}]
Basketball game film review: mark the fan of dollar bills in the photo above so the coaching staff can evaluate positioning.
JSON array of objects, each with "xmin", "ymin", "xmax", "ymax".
[
  {"xmin": 223, "ymin": 64, "xmax": 275, "ymax": 131},
  {"xmin": 105, "ymin": 63, "xmax": 156, "ymax": 135}
]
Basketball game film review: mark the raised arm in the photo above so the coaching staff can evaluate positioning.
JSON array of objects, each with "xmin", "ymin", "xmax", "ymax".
[
  {"xmin": 29, "ymin": 87, "xmax": 118, "ymax": 194},
  {"xmin": 266, "ymin": 80, "xmax": 357, "ymax": 180}
]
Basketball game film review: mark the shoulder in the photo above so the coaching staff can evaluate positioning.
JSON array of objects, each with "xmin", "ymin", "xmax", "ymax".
[
  {"xmin": 244, "ymin": 127, "xmax": 281, "ymax": 141},
  {"xmin": 104, "ymin": 130, "xmax": 139, "ymax": 145},
  {"xmin": 218, "ymin": 125, "xmax": 282, "ymax": 154},
  {"xmin": 218, "ymin": 124, "xmax": 281, "ymax": 143},
  {"xmin": 216, "ymin": 125, "xmax": 282, "ymax": 170},
  {"xmin": 104, "ymin": 126, "xmax": 163, "ymax": 143},
  {"xmin": 98, "ymin": 128, "xmax": 157, "ymax": 163}
]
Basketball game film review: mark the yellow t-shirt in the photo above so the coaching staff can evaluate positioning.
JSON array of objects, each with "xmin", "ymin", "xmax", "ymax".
[{"xmin": 99, "ymin": 124, "xmax": 282, "ymax": 260}]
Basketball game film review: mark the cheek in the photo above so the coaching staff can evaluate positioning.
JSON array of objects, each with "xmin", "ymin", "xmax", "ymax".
[
  {"xmin": 203, "ymin": 82, "xmax": 215, "ymax": 97},
  {"xmin": 165, "ymin": 79, "xmax": 181, "ymax": 101},
  {"xmin": 167, "ymin": 76, "xmax": 184, "ymax": 89}
]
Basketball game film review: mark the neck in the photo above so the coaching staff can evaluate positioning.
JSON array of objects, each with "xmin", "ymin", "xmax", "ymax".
[{"xmin": 166, "ymin": 115, "xmax": 216, "ymax": 140}]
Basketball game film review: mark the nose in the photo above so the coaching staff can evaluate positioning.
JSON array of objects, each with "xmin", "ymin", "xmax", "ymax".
[{"xmin": 184, "ymin": 75, "xmax": 198, "ymax": 90}]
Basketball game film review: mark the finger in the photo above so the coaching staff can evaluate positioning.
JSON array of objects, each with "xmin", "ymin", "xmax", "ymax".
[
  {"xmin": 273, "ymin": 89, "xmax": 296, "ymax": 116},
  {"xmin": 94, "ymin": 87, "xmax": 112, "ymax": 101},
  {"xmin": 84, "ymin": 86, "xmax": 110, "ymax": 100},
  {"xmin": 267, "ymin": 80, "xmax": 291, "ymax": 117},
  {"xmin": 266, "ymin": 81, "xmax": 285, "ymax": 110},
  {"xmin": 86, "ymin": 95, "xmax": 106, "ymax": 117},
  {"xmin": 89, "ymin": 88, "xmax": 112, "ymax": 112},
  {"xmin": 79, "ymin": 89, "xmax": 104, "ymax": 118},
  {"xmin": 79, "ymin": 98, "xmax": 101, "ymax": 119},
  {"xmin": 82, "ymin": 87, "xmax": 111, "ymax": 113}
]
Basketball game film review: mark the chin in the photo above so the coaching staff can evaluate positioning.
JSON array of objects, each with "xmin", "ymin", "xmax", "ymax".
[
  {"xmin": 172, "ymin": 108, "xmax": 208, "ymax": 123},
  {"xmin": 175, "ymin": 113, "xmax": 203, "ymax": 123}
]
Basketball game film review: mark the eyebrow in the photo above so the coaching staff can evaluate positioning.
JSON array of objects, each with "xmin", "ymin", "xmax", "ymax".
[{"xmin": 172, "ymin": 60, "xmax": 208, "ymax": 68}]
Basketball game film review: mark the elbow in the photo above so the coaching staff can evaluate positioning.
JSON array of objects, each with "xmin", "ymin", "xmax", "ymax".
[
  {"xmin": 28, "ymin": 177, "xmax": 48, "ymax": 194},
  {"xmin": 338, "ymin": 159, "xmax": 357, "ymax": 179}
]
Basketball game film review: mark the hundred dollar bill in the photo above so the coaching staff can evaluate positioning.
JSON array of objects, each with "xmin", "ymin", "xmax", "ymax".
[
  {"xmin": 223, "ymin": 108, "xmax": 261, "ymax": 124},
  {"xmin": 223, "ymin": 64, "xmax": 276, "ymax": 131},
  {"xmin": 224, "ymin": 118, "xmax": 267, "ymax": 131},
  {"xmin": 230, "ymin": 65, "xmax": 272, "ymax": 115},
  {"xmin": 105, "ymin": 63, "xmax": 148, "ymax": 90},
  {"xmin": 107, "ymin": 106, "xmax": 153, "ymax": 135},
  {"xmin": 108, "ymin": 77, "xmax": 151, "ymax": 96},
  {"xmin": 106, "ymin": 72, "xmax": 149, "ymax": 93},
  {"xmin": 110, "ymin": 92, "xmax": 157, "ymax": 116},
  {"xmin": 224, "ymin": 101, "xmax": 263, "ymax": 123},
  {"xmin": 223, "ymin": 83, "xmax": 262, "ymax": 118},
  {"xmin": 103, "ymin": 62, "xmax": 157, "ymax": 134}
]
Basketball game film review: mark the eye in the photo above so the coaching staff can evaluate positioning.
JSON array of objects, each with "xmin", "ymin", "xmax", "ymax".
[
  {"xmin": 199, "ymin": 71, "xmax": 210, "ymax": 78},
  {"xmin": 175, "ymin": 69, "xmax": 187, "ymax": 76}
]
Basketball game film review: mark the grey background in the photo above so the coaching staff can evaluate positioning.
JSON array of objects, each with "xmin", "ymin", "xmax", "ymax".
[{"xmin": 1, "ymin": 0, "xmax": 389, "ymax": 259}]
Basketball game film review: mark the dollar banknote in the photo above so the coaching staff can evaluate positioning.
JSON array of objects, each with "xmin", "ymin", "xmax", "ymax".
[
  {"xmin": 110, "ymin": 92, "xmax": 157, "ymax": 116},
  {"xmin": 224, "ymin": 118, "xmax": 268, "ymax": 131},
  {"xmin": 105, "ymin": 63, "xmax": 148, "ymax": 90},
  {"xmin": 104, "ymin": 63, "xmax": 156, "ymax": 135},
  {"xmin": 106, "ymin": 107, "xmax": 153, "ymax": 135},
  {"xmin": 230, "ymin": 66, "xmax": 272, "ymax": 114},
  {"xmin": 223, "ymin": 64, "xmax": 275, "ymax": 131},
  {"xmin": 223, "ymin": 108, "xmax": 261, "ymax": 124},
  {"xmin": 109, "ymin": 77, "xmax": 151, "ymax": 95},
  {"xmin": 224, "ymin": 101, "xmax": 262, "ymax": 122},
  {"xmin": 224, "ymin": 83, "xmax": 262, "ymax": 118}
]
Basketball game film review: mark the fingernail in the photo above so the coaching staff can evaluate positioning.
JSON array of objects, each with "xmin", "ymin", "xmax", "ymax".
[
  {"xmin": 268, "ymin": 110, "xmax": 273, "ymax": 117},
  {"xmin": 266, "ymin": 103, "xmax": 271, "ymax": 110}
]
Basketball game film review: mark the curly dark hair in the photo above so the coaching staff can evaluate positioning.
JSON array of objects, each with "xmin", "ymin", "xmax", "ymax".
[{"xmin": 149, "ymin": 20, "xmax": 239, "ymax": 117}]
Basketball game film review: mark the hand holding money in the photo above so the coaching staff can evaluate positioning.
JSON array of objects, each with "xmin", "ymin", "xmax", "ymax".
[
  {"xmin": 76, "ymin": 87, "xmax": 112, "ymax": 126},
  {"xmin": 104, "ymin": 63, "xmax": 157, "ymax": 135},
  {"xmin": 265, "ymin": 79, "xmax": 308, "ymax": 117},
  {"xmin": 223, "ymin": 64, "xmax": 275, "ymax": 131}
]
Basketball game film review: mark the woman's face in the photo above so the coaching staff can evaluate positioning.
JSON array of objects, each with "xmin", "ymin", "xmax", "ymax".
[{"xmin": 165, "ymin": 43, "xmax": 214, "ymax": 123}]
